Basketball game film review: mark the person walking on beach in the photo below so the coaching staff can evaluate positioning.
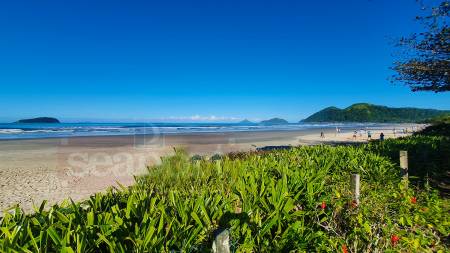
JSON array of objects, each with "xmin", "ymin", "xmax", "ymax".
[
  {"xmin": 367, "ymin": 130, "xmax": 372, "ymax": 140},
  {"xmin": 380, "ymin": 132, "xmax": 385, "ymax": 141},
  {"xmin": 320, "ymin": 131, "xmax": 325, "ymax": 138},
  {"xmin": 353, "ymin": 131, "xmax": 357, "ymax": 140}
]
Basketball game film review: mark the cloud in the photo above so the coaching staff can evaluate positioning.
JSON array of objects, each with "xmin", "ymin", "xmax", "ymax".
[{"xmin": 165, "ymin": 115, "xmax": 242, "ymax": 122}]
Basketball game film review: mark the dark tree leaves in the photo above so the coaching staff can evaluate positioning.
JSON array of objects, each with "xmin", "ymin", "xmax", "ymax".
[{"xmin": 392, "ymin": 1, "xmax": 449, "ymax": 92}]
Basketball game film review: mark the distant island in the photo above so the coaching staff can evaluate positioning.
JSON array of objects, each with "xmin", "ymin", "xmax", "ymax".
[
  {"xmin": 15, "ymin": 117, "xmax": 61, "ymax": 124},
  {"xmin": 239, "ymin": 119, "xmax": 255, "ymax": 125},
  {"xmin": 260, "ymin": 118, "xmax": 289, "ymax": 125},
  {"xmin": 301, "ymin": 103, "xmax": 450, "ymax": 123}
]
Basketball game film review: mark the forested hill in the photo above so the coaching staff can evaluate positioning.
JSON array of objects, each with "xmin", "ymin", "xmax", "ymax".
[{"xmin": 301, "ymin": 103, "xmax": 450, "ymax": 123}]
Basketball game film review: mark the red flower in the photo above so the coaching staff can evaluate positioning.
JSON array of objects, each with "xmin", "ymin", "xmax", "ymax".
[
  {"xmin": 410, "ymin": 197, "xmax": 417, "ymax": 204},
  {"xmin": 342, "ymin": 244, "xmax": 348, "ymax": 253},
  {"xmin": 391, "ymin": 235, "xmax": 400, "ymax": 246},
  {"xmin": 351, "ymin": 200, "xmax": 358, "ymax": 208},
  {"xmin": 321, "ymin": 201, "xmax": 326, "ymax": 210}
]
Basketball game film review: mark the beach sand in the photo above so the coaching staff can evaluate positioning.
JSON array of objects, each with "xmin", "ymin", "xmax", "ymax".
[{"xmin": 0, "ymin": 124, "xmax": 422, "ymax": 212}]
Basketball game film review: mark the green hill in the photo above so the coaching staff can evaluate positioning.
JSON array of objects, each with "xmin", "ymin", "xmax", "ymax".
[
  {"xmin": 260, "ymin": 118, "xmax": 289, "ymax": 125},
  {"xmin": 301, "ymin": 103, "xmax": 450, "ymax": 123}
]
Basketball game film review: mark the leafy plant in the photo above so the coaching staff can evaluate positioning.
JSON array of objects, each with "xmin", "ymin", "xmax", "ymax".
[{"xmin": 1, "ymin": 138, "xmax": 449, "ymax": 252}]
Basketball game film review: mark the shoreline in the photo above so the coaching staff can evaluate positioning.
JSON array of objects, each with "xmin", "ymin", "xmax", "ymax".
[
  {"xmin": 0, "ymin": 124, "xmax": 419, "ymax": 212},
  {"xmin": 0, "ymin": 122, "xmax": 424, "ymax": 142},
  {"xmin": 0, "ymin": 128, "xmax": 324, "ymax": 142}
]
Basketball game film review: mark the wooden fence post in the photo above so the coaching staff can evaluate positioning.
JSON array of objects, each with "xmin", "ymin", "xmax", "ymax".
[
  {"xmin": 351, "ymin": 174, "xmax": 360, "ymax": 206},
  {"xmin": 212, "ymin": 229, "xmax": 230, "ymax": 253},
  {"xmin": 399, "ymin": 151, "xmax": 408, "ymax": 178}
]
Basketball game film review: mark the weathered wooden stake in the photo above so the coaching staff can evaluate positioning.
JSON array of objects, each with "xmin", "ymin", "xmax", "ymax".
[
  {"xmin": 351, "ymin": 174, "xmax": 360, "ymax": 206},
  {"xmin": 400, "ymin": 151, "xmax": 408, "ymax": 178},
  {"xmin": 215, "ymin": 160, "xmax": 223, "ymax": 175},
  {"xmin": 212, "ymin": 229, "xmax": 230, "ymax": 253}
]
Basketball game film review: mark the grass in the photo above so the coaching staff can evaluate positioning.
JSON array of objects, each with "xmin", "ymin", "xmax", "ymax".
[{"xmin": 0, "ymin": 132, "xmax": 449, "ymax": 252}]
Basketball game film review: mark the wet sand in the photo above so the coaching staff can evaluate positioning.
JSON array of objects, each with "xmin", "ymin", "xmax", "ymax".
[{"xmin": 0, "ymin": 125, "xmax": 420, "ymax": 212}]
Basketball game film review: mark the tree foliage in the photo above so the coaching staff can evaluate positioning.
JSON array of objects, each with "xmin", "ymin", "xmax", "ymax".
[{"xmin": 392, "ymin": 1, "xmax": 449, "ymax": 92}]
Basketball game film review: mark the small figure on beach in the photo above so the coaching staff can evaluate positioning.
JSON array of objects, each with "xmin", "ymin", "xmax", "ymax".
[
  {"xmin": 353, "ymin": 131, "xmax": 357, "ymax": 140},
  {"xmin": 367, "ymin": 130, "xmax": 372, "ymax": 140},
  {"xmin": 320, "ymin": 131, "xmax": 325, "ymax": 138},
  {"xmin": 380, "ymin": 132, "xmax": 385, "ymax": 141}
]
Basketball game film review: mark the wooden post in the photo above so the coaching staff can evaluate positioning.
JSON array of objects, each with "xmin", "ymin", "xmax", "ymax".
[
  {"xmin": 212, "ymin": 229, "xmax": 230, "ymax": 253},
  {"xmin": 216, "ymin": 160, "xmax": 222, "ymax": 175},
  {"xmin": 400, "ymin": 151, "xmax": 408, "ymax": 178},
  {"xmin": 351, "ymin": 174, "xmax": 360, "ymax": 206}
]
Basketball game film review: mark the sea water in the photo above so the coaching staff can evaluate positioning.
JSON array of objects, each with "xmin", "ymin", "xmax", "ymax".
[{"xmin": 0, "ymin": 122, "xmax": 400, "ymax": 140}]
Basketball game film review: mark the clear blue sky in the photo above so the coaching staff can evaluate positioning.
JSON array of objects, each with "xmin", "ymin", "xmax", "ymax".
[{"xmin": 1, "ymin": 0, "xmax": 449, "ymax": 122}]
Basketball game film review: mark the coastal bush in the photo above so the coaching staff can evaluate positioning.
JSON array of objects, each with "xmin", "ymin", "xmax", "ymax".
[
  {"xmin": 421, "ymin": 115, "xmax": 450, "ymax": 125},
  {"xmin": 417, "ymin": 122, "xmax": 450, "ymax": 137},
  {"xmin": 366, "ymin": 135, "xmax": 450, "ymax": 196},
  {"xmin": 0, "ymin": 142, "xmax": 449, "ymax": 252}
]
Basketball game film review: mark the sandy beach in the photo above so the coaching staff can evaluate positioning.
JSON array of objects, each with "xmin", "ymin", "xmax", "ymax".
[{"xmin": 0, "ymin": 124, "xmax": 421, "ymax": 212}]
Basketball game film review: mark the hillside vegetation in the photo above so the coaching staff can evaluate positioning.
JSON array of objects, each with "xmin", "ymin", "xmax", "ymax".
[
  {"xmin": 259, "ymin": 118, "xmax": 289, "ymax": 125},
  {"xmin": 1, "ymin": 125, "xmax": 449, "ymax": 252},
  {"xmin": 421, "ymin": 115, "xmax": 450, "ymax": 125},
  {"xmin": 301, "ymin": 103, "xmax": 450, "ymax": 123}
]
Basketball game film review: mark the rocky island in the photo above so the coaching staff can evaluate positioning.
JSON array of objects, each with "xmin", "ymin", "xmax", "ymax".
[
  {"xmin": 238, "ymin": 119, "xmax": 255, "ymax": 125},
  {"xmin": 260, "ymin": 118, "xmax": 289, "ymax": 125},
  {"xmin": 15, "ymin": 117, "xmax": 61, "ymax": 123}
]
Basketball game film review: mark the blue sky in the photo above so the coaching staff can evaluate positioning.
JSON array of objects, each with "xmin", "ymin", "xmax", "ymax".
[{"xmin": 1, "ymin": 0, "xmax": 449, "ymax": 122}]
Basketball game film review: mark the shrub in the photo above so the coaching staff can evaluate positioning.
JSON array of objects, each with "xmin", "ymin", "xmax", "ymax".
[{"xmin": 1, "ymin": 141, "xmax": 449, "ymax": 252}]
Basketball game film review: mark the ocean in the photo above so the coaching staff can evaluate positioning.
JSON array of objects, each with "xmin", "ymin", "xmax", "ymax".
[{"xmin": 0, "ymin": 122, "xmax": 401, "ymax": 140}]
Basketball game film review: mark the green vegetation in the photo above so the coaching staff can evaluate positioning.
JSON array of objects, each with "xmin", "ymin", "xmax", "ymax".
[
  {"xmin": 418, "ymin": 115, "xmax": 450, "ymax": 139},
  {"xmin": 366, "ymin": 135, "xmax": 450, "ymax": 196},
  {"xmin": 1, "ymin": 126, "xmax": 449, "ymax": 252},
  {"xmin": 301, "ymin": 103, "xmax": 450, "ymax": 123},
  {"xmin": 259, "ymin": 118, "xmax": 289, "ymax": 125},
  {"xmin": 422, "ymin": 115, "xmax": 450, "ymax": 125},
  {"xmin": 418, "ymin": 123, "xmax": 450, "ymax": 137}
]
